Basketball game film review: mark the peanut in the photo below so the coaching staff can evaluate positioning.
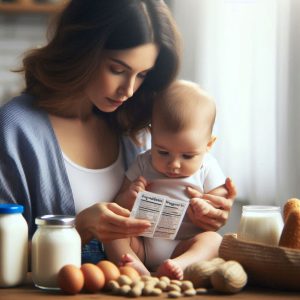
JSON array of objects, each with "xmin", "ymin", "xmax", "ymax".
[
  {"xmin": 195, "ymin": 287, "xmax": 208, "ymax": 294},
  {"xmin": 118, "ymin": 284, "xmax": 131, "ymax": 295},
  {"xmin": 155, "ymin": 280, "xmax": 168, "ymax": 291},
  {"xmin": 183, "ymin": 288, "xmax": 197, "ymax": 296},
  {"xmin": 151, "ymin": 288, "xmax": 162, "ymax": 296},
  {"xmin": 118, "ymin": 274, "xmax": 133, "ymax": 286},
  {"xmin": 107, "ymin": 280, "xmax": 120, "ymax": 294},
  {"xmin": 183, "ymin": 258, "xmax": 224, "ymax": 288},
  {"xmin": 160, "ymin": 276, "xmax": 171, "ymax": 284},
  {"xmin": 166, "ymin": 283, "xmax": 181, "ymax": 292},
  {"xmin": 210, "ymin": 260, "xmax": 247, "ymax": 293},
  {"xmin": 180, "ymin": 280, "xmax": 194, "ymax": 291},
  {"xmin": 168, "ymin": 290, "xmax": 182, "ymax": 298},
  {"xmin": 128, "ymin": 285, "xmax": 143, "ymax": 297}
]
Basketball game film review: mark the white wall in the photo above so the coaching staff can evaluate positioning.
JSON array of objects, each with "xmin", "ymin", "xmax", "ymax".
[
  {"xmin": 0, "ymin": 14, "xmax": 48, "ymax": 105},
  {"xmin": 170, "ymin": 0, "xmax": 300, "ymax": 234}
]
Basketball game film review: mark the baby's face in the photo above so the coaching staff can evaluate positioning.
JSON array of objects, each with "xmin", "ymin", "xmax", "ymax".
[{"xmin": 151, "ymin": 127, "xmax": 210, "ymax": 178}]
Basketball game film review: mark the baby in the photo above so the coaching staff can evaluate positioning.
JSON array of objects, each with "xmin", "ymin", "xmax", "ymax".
[{"xmin": 104, "ymin": 80, "xmax": 228, "ymax": 279}]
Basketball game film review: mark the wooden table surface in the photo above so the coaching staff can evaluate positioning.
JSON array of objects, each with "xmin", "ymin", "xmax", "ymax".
[{"xmin": 1, "ymin": 275, "xmax": 299, "ymax": 300}]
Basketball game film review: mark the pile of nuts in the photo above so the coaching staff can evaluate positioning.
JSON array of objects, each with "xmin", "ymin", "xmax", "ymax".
[
  {"xmin": 105, "ymin": 258, "xmax": 248, "ymax": 297},
  {"xmin": 106, "ymin": 274, "xmax": 206, "ymax": 298}
]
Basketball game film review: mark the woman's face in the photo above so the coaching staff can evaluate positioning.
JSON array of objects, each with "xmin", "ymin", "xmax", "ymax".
[{"xmin": 85, "ymin": 43, "xmax": 159, "ymax": 112}]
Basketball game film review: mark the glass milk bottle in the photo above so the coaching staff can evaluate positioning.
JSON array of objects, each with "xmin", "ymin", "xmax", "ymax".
[
  {"xmin": 31, "ymin": 215, "xmax": 81, "ymax": 290},
  {"xmin": 0, "ymin": 204, "xmax": 28, "ymax": 287},
  {"xmin": 237, "ymin": 205, "xmax": 284, "ymax": 245}
]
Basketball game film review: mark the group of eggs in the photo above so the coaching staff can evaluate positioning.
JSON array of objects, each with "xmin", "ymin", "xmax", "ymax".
[{"xmin": 58, "ymin": 260, "xmax": 140, "ymax": 294}]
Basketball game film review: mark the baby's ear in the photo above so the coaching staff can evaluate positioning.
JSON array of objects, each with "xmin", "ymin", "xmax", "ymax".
[{"xmin": 206, "ymin": 135, "xmax": 217, "ymax": 151}]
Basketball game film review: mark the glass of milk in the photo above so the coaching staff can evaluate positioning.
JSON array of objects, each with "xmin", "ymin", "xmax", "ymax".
[{"xmin": 237, "ymin": 205, "xmax": 284, "ymax": 246}]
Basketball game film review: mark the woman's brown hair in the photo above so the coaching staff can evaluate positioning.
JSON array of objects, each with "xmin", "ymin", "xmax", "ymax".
[{"xmin": 22, "ymin": 0, "xmax": 182, "ymax": 139}]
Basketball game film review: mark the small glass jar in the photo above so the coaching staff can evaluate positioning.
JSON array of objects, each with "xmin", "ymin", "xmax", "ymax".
[
  {"xmin": 31, "ymin": 215, "xmax": 81, "ymax": 290},
  {"xmin": 237, "ymin": 205, "xmax": 284, "ymax": 245},
  {"xmin": 0, "ymin": 204, "xmax": 28, "ymax": 287}
]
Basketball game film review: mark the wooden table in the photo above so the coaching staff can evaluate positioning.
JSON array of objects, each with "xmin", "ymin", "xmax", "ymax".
[{"xmin": 1, "ymin": 276, "xmax": 299, "ymax": 300}]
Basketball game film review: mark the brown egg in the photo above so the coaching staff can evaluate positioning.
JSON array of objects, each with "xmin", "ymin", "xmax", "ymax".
[
  {"xmin": 81, "ymin": 263, "xmax": 105, "ymax": 293},
  {"xmin": 57, "ymin": 264, "xmax": 84, "ymax": 294},
  {"xmin": 119, "ymin": 265, "xmax": 140, "ymax": 281},
  {"xmin": 97, "ymin": 260, "xmax": 120, "ymax": 285}
]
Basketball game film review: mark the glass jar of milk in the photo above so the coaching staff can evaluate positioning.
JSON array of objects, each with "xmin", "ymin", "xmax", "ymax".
[
  {"xmin": 31, "ymin": 215, "xmax": 81, "ymax": 290},
  {"xmin": 237, "ymin": 205, "xmax": 284, "ymax": 246},
  {"xmin": 0, "ymin": 204, "xmax": 28, "ymax": 287}
]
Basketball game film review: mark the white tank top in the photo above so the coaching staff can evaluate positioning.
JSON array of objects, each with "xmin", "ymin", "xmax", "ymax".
[{"xmin": 63, "ymin": 150, "xmax": 124, "ymax": 214}]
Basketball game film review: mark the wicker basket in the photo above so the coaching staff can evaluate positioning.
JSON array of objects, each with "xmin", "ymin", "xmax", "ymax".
[{"xmin": 219, "ymin": 233, "xmax": 300, "ymax": 291}]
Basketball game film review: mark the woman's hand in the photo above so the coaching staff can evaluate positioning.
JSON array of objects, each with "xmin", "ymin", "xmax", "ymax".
[
  {"xmin": 186, "ymin": 177, "xmax": 237, "ymax": 231},
  {"xmin": 75, "ymin": 202, "xmax": 151, "ymax": 244}
]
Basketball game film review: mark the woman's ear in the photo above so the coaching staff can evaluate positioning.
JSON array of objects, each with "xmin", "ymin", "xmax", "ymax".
[{"xmin": 206, "ymin": 135, "xmax": 217, "ymax": 151}]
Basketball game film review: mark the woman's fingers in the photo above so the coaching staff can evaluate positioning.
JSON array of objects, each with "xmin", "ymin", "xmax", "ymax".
[
  {"xmin": 101, "ymin": 203, "xmax": 151, "ymax": 234},
  {"xmin": 190, "ymin": 197, "xmax": 228, "ymax": 220},
  {"xmin": 107, "ymin": 202, "xmax": 131, "ymax": 217},
  {"xmin": 187, "ymin": 207, "xmax": 222, "ymax": 231},
  {"xmin": 190, "ymin": 198, "xmax": 211, "ymax": 216},
  {"xmin": 106, "ymin": 203, "xmax": 150, "ymax": 226},
  {"xmin": 92, "ymin": 217, "xmax": 150, "ymax": 242},
  {"xmin": 197, "ymin": 215, "xmax": 224, "ymax": 231},
  {"xmin": 225, "ymin": 177, "xmax": 237, "ymax": 199},
  {"xmin": 76, "ymin": 202, "xmax": 151, "ymax": 243},
  {"xmin": 186, "ymin": 186, "xmax": 203, "ymax": 198},
  {"xmin": 187, "ymin": 177, "xmax": 237, "ymax": 205},
  {"xmin": 186, "ymin": 178, "xmax": 237, "ymax": 231},
  {"xmin": 90, "ymin": 224, "xmax": 148, "ymax": 242},
  {"xmin": 108, "ymin": 217, "xmax": 151, "ymax": 234},
  {"xmin": 188, "ymin": 198, "xmax": 229, "ymax": 230},
  {"xmin": 201, "ymin": 193, "xmax": 233, "ymax": 211}
]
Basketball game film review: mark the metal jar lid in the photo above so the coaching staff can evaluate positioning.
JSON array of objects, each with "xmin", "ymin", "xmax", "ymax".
[{"xmin": 35, "ymin": 215, "xmax": 75, "ymax": 226}]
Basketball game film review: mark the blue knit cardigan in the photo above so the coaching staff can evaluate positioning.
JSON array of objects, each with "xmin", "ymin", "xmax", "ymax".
[{"xmin": 0, "ymin": 94, "xmax": 146, "ymax": 239}]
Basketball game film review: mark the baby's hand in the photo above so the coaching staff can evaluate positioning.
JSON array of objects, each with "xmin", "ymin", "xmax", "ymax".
[
  {"xmin": 116, "ymin": 176, "xmax": 149, "ymax": 211},
  {"xmin": 129, "ymin": 176, "xmax": 147, "ymax": 196},
  {"xmin": 125, "ymin": 176, "xmax": 148, "ymax": 209},
  {"xmin": 186, "ymin": 179, "xmax": 236, "ymax": 231},
  {"xmin": 187, "ymin": 197, "xmax": 223, "ymax": 231},
  {"xmin": 189, "ymin": 198, "xmax": 212, "ymax": 218}
]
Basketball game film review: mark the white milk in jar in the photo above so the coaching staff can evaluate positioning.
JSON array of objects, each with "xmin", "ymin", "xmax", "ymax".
[
  {"xmin": 31, "ymin": 215, "xmax": 81, "ymax": 290},
  {"xmin": 237, "ymin": 205, "xmax": 284, "ymax": 245},
  {"xmin": 0, "ymin": 204, "xmax": 28, "ymax": 287}
]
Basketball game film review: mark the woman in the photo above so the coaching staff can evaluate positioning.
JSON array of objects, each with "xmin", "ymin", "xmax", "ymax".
[{"xmin": 0, "ymin": 0, "xmax": 236, "ymax": 264}]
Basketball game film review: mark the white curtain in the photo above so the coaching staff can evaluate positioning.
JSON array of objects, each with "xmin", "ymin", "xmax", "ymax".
[{"xmin": 171, "ymin": 0, "xmax": 300, "ymax": 205}]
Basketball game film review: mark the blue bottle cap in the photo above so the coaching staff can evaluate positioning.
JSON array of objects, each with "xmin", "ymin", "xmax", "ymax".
[{"xmin": 0, "ymin": 204, "xmax": 24, "ymax": 214}]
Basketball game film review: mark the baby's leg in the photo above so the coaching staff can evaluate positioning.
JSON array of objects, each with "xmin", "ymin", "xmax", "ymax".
[
  {"xmin": 156, "ymin": 231, "xmax": 222, "ymax": 279},
  {"xmin": 104, "ymin": 237, "xmax": 150, "ymax": 275}
]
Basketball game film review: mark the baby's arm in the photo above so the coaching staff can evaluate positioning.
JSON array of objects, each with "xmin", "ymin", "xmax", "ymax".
[{"xmin": 115, "ymin": 176, "xmax": 148, "ymax": 210}]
